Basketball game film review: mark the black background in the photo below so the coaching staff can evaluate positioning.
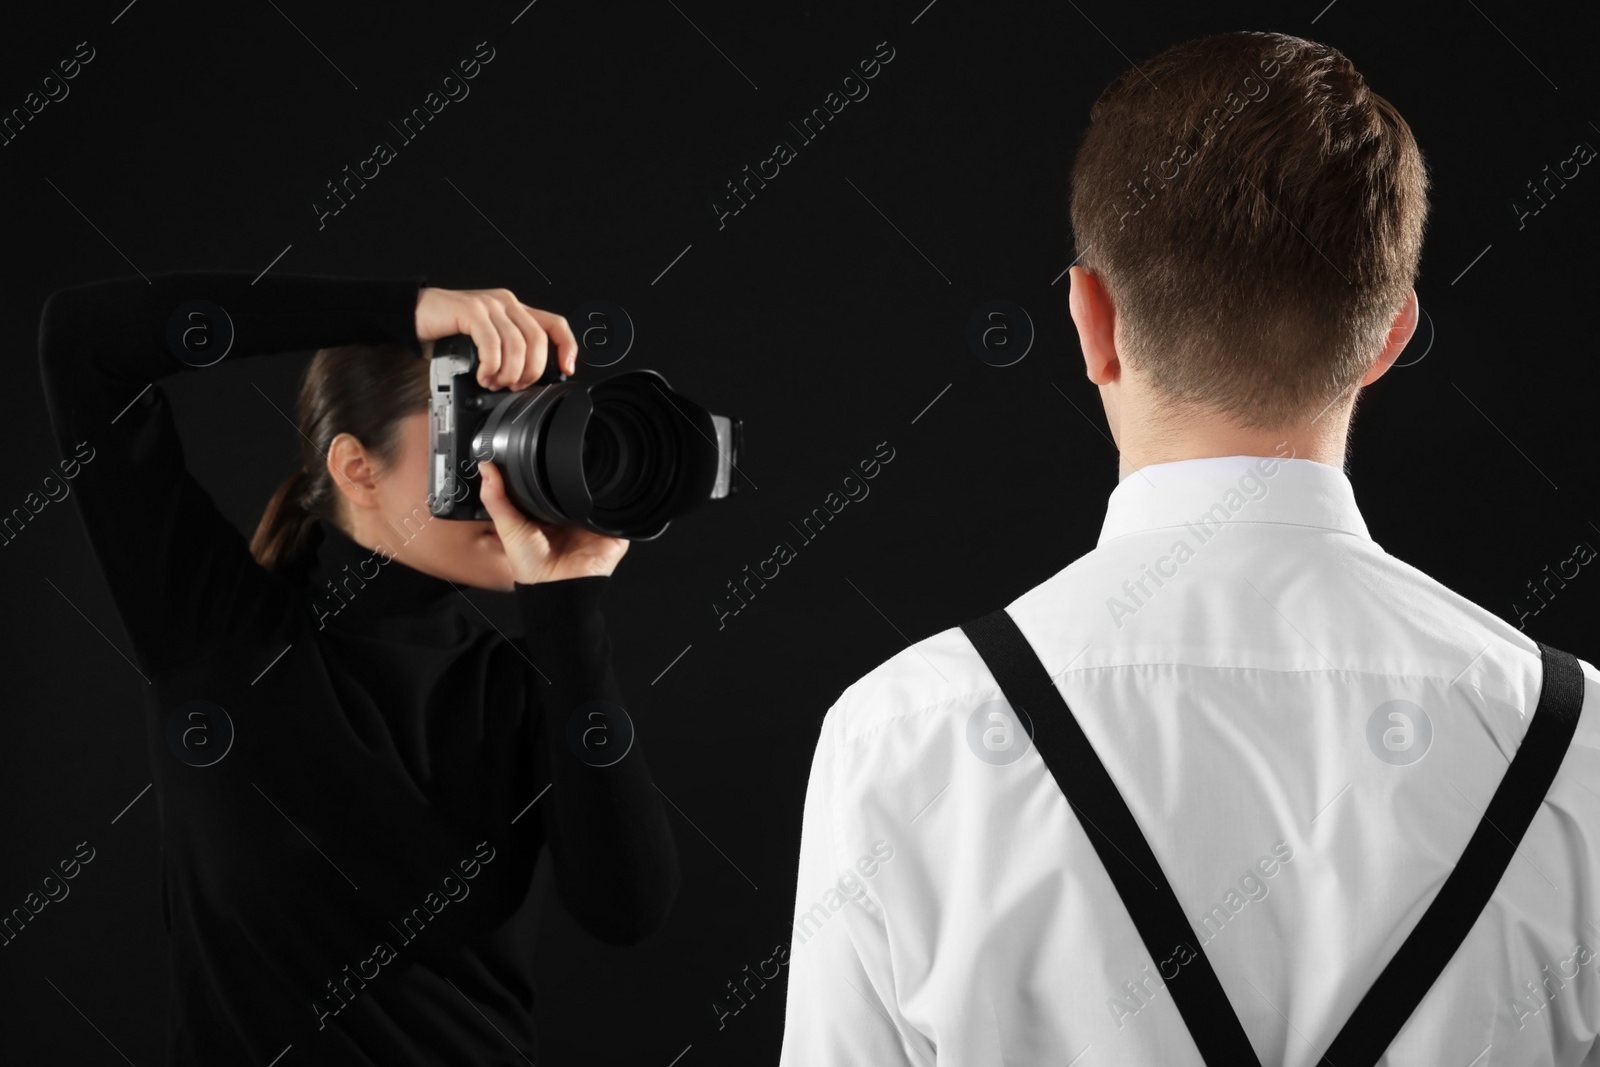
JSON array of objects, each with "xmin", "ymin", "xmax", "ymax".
[{"xmin": 3, "ymin": 1, "xmax": 1597, "ymax": 1064}]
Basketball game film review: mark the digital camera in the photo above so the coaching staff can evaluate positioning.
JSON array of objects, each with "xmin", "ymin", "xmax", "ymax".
[{"xmin": 427, "ymin": 334, "xmax": 742, "ymax": 540}]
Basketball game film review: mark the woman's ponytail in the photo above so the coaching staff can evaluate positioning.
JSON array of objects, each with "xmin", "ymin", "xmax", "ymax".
[
  {"xmin": 250, "ymin": 465, "xmax": 320, "ymax": 576},
  {"xmin": 249, "ymin": 341, "xmax": 431, "ymax": 578}
]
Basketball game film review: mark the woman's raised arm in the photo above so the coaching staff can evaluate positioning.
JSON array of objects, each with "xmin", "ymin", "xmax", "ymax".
[{"xmin": 37, "ymin": 269, "xmax": 425, "ymax": 678}]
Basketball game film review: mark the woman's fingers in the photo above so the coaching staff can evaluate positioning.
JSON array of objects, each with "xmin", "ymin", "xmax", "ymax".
[
  {"xmin": 485, "ymin": 297, "xmax": 526, "ymax": 389},
  {"xmin": 478, "ymin": 462, "xmax": 527, "ymax": 534},
  {"xmin": 529, "ymin": 308, "xmax": 576, "ymax": 376},
  {"xmin": 503, "ymin": 301, "xmax": 550, "ymax": 389},
  {"xmin": 467, "ymin": 298, "xmax": 502, "ymax": 389},
  {"xmin": 413, "ymin": 287, "xmax": 570, "ymax": 389}
]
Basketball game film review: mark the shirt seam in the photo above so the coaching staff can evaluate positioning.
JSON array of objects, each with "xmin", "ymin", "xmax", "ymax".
[
  {"xmin": 835, "ymin": 660, "xmax": 1542, "ymax": 746},
  {"xmin": 1097, "ymin": 518, "xmax": 1374, "ymax": 544}
]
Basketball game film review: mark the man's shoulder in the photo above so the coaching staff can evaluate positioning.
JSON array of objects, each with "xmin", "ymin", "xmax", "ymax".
[
  {"xmin": 826, "ymin": 622, "xmax": 991, "ymax": 745},
  {"xmin": 827, "ymin": 562, "xmax": 1095, "ymax": 747}
]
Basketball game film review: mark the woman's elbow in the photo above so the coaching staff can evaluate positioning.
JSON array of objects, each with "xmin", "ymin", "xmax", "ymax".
[{"xmin": 568, "ymin": 853, "xmax": 682, "ymax": 946}]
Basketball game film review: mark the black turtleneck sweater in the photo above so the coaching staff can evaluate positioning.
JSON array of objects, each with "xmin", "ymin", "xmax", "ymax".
[{"xmin": 36, "ymin": 270, "xmax": 680, "ymax": 1066}]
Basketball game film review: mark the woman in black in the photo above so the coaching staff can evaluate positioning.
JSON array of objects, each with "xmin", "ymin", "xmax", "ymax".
[{"xmin": 36, "ymin": 271, "xmax": 680, "ymax": 1065}]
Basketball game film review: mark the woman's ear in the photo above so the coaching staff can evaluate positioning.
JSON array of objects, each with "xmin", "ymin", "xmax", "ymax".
[{"xmin": 326, "ymin": 432, "xmax": 382, "ymax": 512}]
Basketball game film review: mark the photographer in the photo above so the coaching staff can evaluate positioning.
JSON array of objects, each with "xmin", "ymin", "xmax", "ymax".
[{"xmin": 37, "ymin": 271, "xmax": 679, "ymax": 1065}]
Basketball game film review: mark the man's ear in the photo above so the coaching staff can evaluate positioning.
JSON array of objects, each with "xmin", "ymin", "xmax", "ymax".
[
  {"xmin": 1361, "ymin": 288, "xmax": 1419, "ymax": 387},
  {"xmin": 1069, "ymin": 266, "xmax": 1120, "ymax": 386},
  {"xmin": 326, "ymin": 432, "xmax": 381, "ymax": 511}
]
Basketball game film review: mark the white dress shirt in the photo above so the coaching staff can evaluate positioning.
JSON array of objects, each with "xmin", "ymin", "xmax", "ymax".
[{"xmin": 779, "ymin": 454, "xmax": 1600, "ymax": 1066}]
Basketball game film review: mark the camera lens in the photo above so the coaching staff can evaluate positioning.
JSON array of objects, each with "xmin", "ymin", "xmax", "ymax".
[
  {"xmin": 585, "ymin": 400, "xmax": 671, "ymax": 514},
  {"xmin": 431, "ymin": 332, "xmax": 738, "ymax": 537},
  {"xmin": 583, "ymin": 415, "xmax": 623, "ymax": 497},
  {"xmin": 476, "ymin": 370, "xmax": 726, "ymax": 540}
]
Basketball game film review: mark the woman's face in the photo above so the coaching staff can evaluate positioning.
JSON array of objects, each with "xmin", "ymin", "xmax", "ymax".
[{"xmin": 335, "ymin": 409, "xmax": 517, "ymax": 593}]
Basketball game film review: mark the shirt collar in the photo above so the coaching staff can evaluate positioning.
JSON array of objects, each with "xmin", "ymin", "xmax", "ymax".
[
  {"xmin": 1096, "ymin": 455, "xmax": 1372, "ymax": 547},
  {"xmin": 301, "ymin": 517, "xmax": 459, "ymax": 630}
]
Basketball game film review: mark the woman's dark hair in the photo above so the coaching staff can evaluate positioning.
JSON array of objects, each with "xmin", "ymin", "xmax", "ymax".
[{"xmin": 250, "ymin": 343, "xmax": 431, "ymax": 577}]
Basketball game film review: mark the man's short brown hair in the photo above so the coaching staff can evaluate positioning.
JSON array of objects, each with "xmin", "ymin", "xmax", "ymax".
[{"xmin": 1068, "ymin": 31, "xmax": 1430, "ymax": 429}]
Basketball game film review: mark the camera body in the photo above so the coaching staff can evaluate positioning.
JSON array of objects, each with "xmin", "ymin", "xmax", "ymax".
[{"xmin": 427, "ymin": 333, "xmax": 741, "ymax": 541}]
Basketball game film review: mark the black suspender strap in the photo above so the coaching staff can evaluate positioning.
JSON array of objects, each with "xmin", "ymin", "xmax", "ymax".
[
  {"xmin": 960, "ymin": 607, "xmax": 1587, "ymax": 1067},
  {"xmin": 961, "ymin": 608, "xmax": 1264, "ymax": 1066},
  {"xmin": 1317, "ymin": 636, "xmax": 1585, "ymax": 1066}
]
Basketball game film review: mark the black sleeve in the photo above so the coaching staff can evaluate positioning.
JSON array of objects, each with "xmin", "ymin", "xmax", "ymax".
[
  {"xmin": 37, "ymin": 270, "xmax": 427, "ymax": 678},
  {"xmin": 515, "ymin": 575, "xmax": 682, "ymax": 944}
]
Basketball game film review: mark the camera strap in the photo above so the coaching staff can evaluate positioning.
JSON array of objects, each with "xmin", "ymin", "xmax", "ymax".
[{"xmin": 959, "ymin": 607, "xmax": 1585, "ymax": 1067}]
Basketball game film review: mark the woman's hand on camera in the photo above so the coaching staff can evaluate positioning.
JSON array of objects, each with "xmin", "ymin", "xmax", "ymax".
[
  {"xmin": 415, "ymin": 287, "xmax": 620, "ymax": 581},
  {"xmin": 414, "ymin": 286, "xmax": 578, "ymax": 388},
  {"xmin": 477, "ymin": 461, "xmax": 630, "ymax": 582}
]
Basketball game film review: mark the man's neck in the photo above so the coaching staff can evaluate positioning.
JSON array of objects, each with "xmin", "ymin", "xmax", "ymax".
[{"xmin": 1115, "ymin": 416, "xmax": 1352, "ymax": 482}]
